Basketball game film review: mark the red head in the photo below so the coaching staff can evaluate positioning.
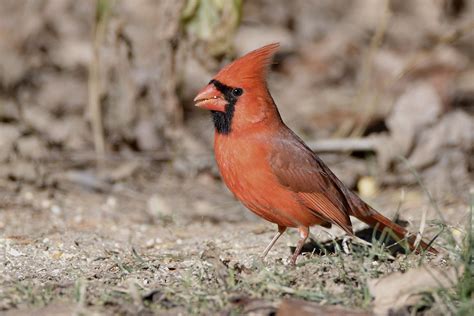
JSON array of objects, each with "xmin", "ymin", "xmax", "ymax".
[{"xmin": 194, "ymin": 43, "xmax": 282, "ymax": 134}]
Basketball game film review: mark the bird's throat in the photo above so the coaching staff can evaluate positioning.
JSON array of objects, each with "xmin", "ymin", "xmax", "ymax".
[
  {"xmin": 209, "ymin": 79, "xmax": 238, "ymax": 135},
  {"xmin": 211, "ymin": 104, "xmax": 235, "ymax": 135}
]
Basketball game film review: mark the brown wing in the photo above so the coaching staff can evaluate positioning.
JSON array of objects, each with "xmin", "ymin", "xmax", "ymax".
[
  {"xmin": 267, "ymin": 129, "xmax": 438, "ymax": 253},
  {"xmin": 269, "ymin": 129, "xmax": 353, "ymax": 233}
]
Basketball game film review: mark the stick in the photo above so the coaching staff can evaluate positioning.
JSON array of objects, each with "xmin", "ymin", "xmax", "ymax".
[{"xmin": 307, "ymin": 137, "xmax": 379, "ymax": 153}]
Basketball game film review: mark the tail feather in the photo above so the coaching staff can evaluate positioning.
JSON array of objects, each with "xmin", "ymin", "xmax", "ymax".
[{"xmin": 346, "ymin": 191, "xmax": 438, "ymax": 254}]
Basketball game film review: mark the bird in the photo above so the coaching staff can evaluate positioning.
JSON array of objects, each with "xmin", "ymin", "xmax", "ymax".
[{"xmin": 194, "ymin": 43, "xmax": 436, "ymax": 265}]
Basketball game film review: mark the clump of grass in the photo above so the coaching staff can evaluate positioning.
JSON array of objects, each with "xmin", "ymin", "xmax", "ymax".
[
  {"xmin": 432, "ymin": 193, "xmax": 473, "ymax": 315},
  {"xmin": 397, "ymin": 157, "xmax": 473, "ymax": 314},
  {"xmin": 1, "ymin": 281, "xmax": 69, "ymax": 309},
  {"xmin": 457, "ymin": 212, "xmax": 473, "ymax": 313}
]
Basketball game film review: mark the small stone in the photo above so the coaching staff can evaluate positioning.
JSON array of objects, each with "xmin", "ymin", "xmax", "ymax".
[
  {"xmin": 41, "ymin": 199, "xmax": 52, "ymax": 209},
  {"xmin": 106, "ymin": 197, "xmax": 117, "ymax": 208},
  {"xmin": 8, "ymin": 247, "xmax": 23, "ymax": 257},
  {"xmin": 24, "ymin": 192, "xmax": 34, "ymax": 201},
  {"xmin": 51, "ymin": 205, "xmax": 62, "ymax": 215}
]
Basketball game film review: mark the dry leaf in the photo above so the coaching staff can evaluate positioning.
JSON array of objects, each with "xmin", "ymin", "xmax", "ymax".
[
  {"xmin": 386, "ymin": 82, "xmax": 442, "ymax": 157},
  {"xmin": 368, "ymin": 265, "xmax": 462, "ymax": 315}
]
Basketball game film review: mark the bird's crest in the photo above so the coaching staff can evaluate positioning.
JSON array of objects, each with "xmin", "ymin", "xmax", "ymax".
[{"xmin": 214, "ymin": 43, "xmax": 280, "ymax": 88}]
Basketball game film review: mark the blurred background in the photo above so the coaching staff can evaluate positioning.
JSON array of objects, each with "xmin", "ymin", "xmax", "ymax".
[
  {"xmin": 0, "ymin": 0, "xmax": 472, "ymax": 203},
  {"xmin": 0, "ymin": 0, "xmax": 473, "ymax": 314},
  {"xmin": 0, "ymin": 0, "xmax": 473, "ymax": 231}
]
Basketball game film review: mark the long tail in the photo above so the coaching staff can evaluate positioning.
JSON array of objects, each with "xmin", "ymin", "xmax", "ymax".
[{"xmin": 346, "ymin": 191, "xmax": 438, "ymax": 254}]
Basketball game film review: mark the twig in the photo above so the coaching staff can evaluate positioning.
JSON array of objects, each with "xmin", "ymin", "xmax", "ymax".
[
  {"xmin": 307, "ymin": 137, "xmax": 379, "ymax": 153},
  {"xmin": 39, "ymin": 151, "xmax": 172, "ymax": 163}
]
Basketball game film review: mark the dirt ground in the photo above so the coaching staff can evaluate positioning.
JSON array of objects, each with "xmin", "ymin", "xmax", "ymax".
[
  {"xmin": 0, "ymin": 0, "xmax": 473, "ymax": 315},
  {"xmin": 0, "ymin": 159, "xmax": 470, "ymax": 315}
]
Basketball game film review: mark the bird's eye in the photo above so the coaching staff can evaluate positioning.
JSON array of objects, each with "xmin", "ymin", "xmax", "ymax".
[{"xmin": 232, "ymin": 88, "xmax": 243, "ymax": 97}]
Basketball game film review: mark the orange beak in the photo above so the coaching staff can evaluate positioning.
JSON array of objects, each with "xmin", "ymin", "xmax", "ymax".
[{"xmin": 194, "ymin": 84, "xmax": 227, "ymax": 112}]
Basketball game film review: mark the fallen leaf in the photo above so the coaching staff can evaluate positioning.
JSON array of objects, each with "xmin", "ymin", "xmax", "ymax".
[
  {"xmin": 408, "ymin": 110, "xmax": 474, "ymax": 169},
  {"xmin": 368, "ymin": 265, "xmax": 462, "ymax": 315},
  {"xmin": 386, "ymin": 82, "xmax": 442, "ymax": 157}
]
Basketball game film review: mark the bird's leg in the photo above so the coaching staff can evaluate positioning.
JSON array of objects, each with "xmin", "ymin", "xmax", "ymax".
[
  {"xmin": 261, "ymin": 225, "xmax": 287, "ymax": 258},
  {"xmin": 290, "ymin": 226, "xmax": 309, "ymax": 265}
]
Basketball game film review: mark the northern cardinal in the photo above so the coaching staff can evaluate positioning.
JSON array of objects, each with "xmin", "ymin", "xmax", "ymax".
[{"xmin": 194, "ymin": 43, "xmax": 436, "ymax": 264}]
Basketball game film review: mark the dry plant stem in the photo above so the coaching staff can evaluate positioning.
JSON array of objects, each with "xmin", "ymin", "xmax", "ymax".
[
  {"xmin": 414, "ymin": 207, "xmax": 427, "ymax": 249},
  {"xmin": 75, "ymin": 279, "xmax": 87, "ymax": 314},
  {"xmin": 155, "ymin": 1, "xmax": 186, "ymax": 130},
  {"xmin": 349, "ymin": 0, "xmax": 390, "ymax": 138},
  {"xmin": 261, "ymin": 225, "xmax": 286, "ymax": 258},
  {"xmin": 88, "ymin": 0, "xmax": 112, "ymax": 165}
]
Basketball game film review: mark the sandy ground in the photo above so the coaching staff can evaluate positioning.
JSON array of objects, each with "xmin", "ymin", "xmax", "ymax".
[{"xmin": 0, "ymin": 161, "xmax": 469, "ymax": 315}]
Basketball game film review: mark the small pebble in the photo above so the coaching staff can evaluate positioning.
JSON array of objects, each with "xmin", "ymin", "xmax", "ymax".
[
  {"xmin": 41, "ymin": 199, "xmax": 51, "ymax": 209},
  {"xmin": 8, "ymin": 247, "xmax": 23, "ymax": 257},
  {"xmin": 106, "ymin": 197, "xmax": 117, "ymax": 208},
  {"xmin": 24, "ymin": 192, "xmax": 33, "ymax": 201},
  {"xmin": 51, "ymin": 205, "xmax": 62, "ymax": 215}
]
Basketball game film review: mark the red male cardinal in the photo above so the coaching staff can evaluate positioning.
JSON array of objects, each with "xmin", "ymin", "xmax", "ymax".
[{"xmin": 194, "ymin": 43, "xmax": 436, "ymax": 265}]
